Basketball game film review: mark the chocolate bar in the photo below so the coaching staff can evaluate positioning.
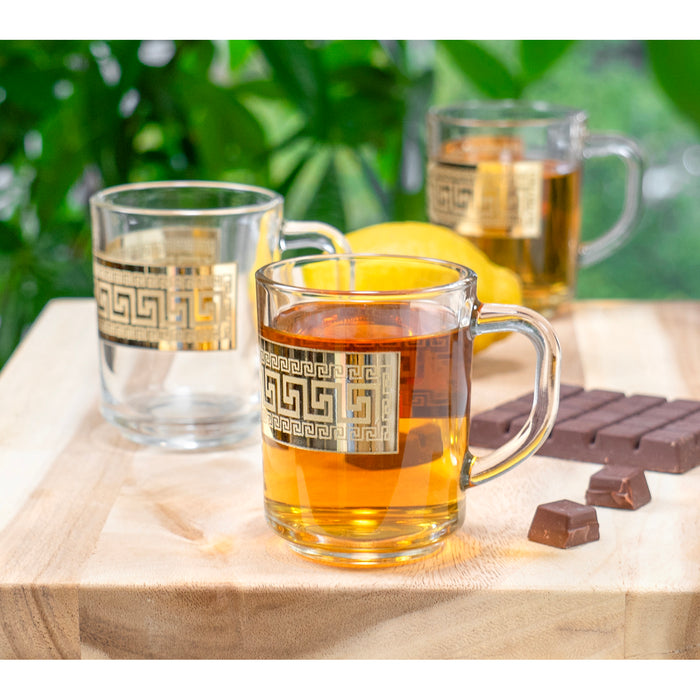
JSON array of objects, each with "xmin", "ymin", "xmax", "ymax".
[
  {"xmin": 470, "ymin": 385, "xmax": 700, "ymax": 473},
  {"xmin": 527, "ymin": 499, "xmax": 600, "ymax": 549},
  {"xmin": 585, "ymin": 465, "xmax": 651, "ymax": 510}
]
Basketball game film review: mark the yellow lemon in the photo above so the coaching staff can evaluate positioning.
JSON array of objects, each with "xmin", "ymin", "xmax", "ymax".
[
  {"xmin": 344, "ymin": 221, "xmax": 522, "ymax": 353},
  {"xmin": 299, "ymin": 255, "xmax": 460, "ymax": 293}
]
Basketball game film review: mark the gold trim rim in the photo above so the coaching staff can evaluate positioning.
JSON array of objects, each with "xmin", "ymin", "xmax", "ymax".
[
  {"xmin": 255, "ymin": 253, "xmax": 477, "ymax": 298},
  {"xmin": 90, "ymin": 180, "xmax": 284, "ymax": 217}
]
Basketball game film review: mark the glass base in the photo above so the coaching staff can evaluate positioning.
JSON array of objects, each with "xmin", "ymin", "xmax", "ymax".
[
  {"xmin": 286, "ymin": 539, "xmax": 445, "ymax": 568},
  {"xmin": 266, "ymin": 503, "xmax": 459, "ymax": 567},
  {"xmin": 101, "ymin": 393, "xmax": 259, "ymax": 450}
]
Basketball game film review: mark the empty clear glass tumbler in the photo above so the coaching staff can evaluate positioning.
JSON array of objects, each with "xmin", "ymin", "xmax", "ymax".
[{"xmin": 90, "ymin": 180, "xmax": 348, "ymax": 449}]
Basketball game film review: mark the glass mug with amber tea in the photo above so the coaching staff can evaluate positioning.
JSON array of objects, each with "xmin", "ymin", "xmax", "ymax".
[
  {"xmin": 427, "ymin": 101, "xmax": 644, "ymax": 315},
  {"xmin": 255, "ymin": 253, "xmax": 561, "ymax": 566},
  {"xmin": 90, "ymin": 181, "xmax": 348, "ymax": 449}
]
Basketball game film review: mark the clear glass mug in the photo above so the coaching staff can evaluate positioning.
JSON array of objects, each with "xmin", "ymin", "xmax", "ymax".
[
  {"xmin": 90, "ymin": 180, "xmax": 348, "ymax": 449},
  {"xmin": 427, "ymin": 100, "xmax": 645, "ymax": 316},
  {"xmin": 255, "ymin": 253, "xmax": 561, "ymax": 566}
]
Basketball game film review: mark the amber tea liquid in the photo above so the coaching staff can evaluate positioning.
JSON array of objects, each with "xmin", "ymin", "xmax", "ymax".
[
  {"xmin": 429, "ymin": 140, "xmax": 582, "ymax": 315},
  {"xmin": 260, "ymin": 300, "xmax": 471, "ymax": 565}
]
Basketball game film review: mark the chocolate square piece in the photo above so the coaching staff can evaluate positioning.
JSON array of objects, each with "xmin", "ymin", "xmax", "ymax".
[
  {"xmin": 585, "ymin": 465, "xmax": 651, "ymax": 510},
  {"xmin": 527, "ymin": 499, "xmax": 600, "ymax": 549}
]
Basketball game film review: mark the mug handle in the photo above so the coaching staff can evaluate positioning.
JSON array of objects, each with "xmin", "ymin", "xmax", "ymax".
[
  {"xmin": 463, "ymin": 302, "xmax": 561, "ymax": 488},
  {"xmin": 280, "ymin": 221, "xmax": 351, "ymax": 255},
  {"xmin": 578, "ymin": 133, "xmax": 645, "ymax": 268}
]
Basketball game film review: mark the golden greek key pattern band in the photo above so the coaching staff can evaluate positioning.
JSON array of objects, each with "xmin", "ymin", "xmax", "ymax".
[
  {"xmin": 427, "ymin": 160, "xmax": 543, "ymax": 238},
  {"xmin": 408, "ymin": 334, "xmax": 454, "ymax": 415},
  {"xmin": 260, "ymin": 338, "xmax": 400, "ymax": 454},
  {"xmin": 93, "ymin": 256, "xmax": 237, "ymax": 350}
]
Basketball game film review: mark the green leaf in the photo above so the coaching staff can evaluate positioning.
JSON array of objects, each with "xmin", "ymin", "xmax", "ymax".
[
  {"xmin": 305, "ymin": 151, "xmax": 345, "ymax": 230},
  {"xmin": 331, "ymin": 92, "xmax": 400, "ymax": 149},
  {"xmin": 175, "ymin": 41, "xmax": 216, "ymax": 77},
  {"xmin": 171, "ymin": 73, "xmax": 268, "ymax": 177},
  {"xmin": 31, "ymin": 96, "xmax": 91, "ymax": 227},
  {"xmin": 227, "ymin": 40, "xmax": 256, "ymax": 71},
  {"xmin": 0, "ymin": 65, "xmax": 64, "ymax": 114},
  {"xmin": 256, "ymin": 41, "xmax": 325, "ymax": 118},
  {"xmin": 0, "ymin": 222, "xmax": 23, "ymax": 253},
  {"xmin": 105, "ymin": 40, "xmax": 143, "ymax": 86},
  {"xmin": 284, "ymin": 147, "xmax": 333, "ymax": 222},
  {"xmin": 440, "ymin": 41, "xmax": 521, "ymax": 98},
  {"xmin": 320, "ymin": 41, "xmax": 379, "ymax": 70},
  {"xmin": 273, "ymin": 136, "xmax": 313, "ymax": 195},
  {"xmin": 330, "ymin": 64, "xmax": 399, "ymax": 99},
  {"xmin": 519, "ymin": 40, "xmax": 575, "ymax": 82},
  {"xmin": 321, "ymin": 63, "xmax": 404, "ymax": 147},
  {"xmin": 647, "ymin": 40, "xmax": 700, "ymax": 132},
  {"xmin": 0, "ymin": 292, "xmax": 22, "ymax": 366},
  {"xmin": 231, "ymin": 78, "xmax": 286, "ymax": 101}
]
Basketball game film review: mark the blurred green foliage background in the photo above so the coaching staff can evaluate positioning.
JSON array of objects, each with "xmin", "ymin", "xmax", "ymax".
[{"xmin": 1, "ymin": 39, "xmax": 699, "ymax": 369}]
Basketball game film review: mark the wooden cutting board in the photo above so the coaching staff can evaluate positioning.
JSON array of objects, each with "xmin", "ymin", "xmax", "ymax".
[{"xmin": 1, "ymin": 298, "xmax": 698, "ymax": 659}]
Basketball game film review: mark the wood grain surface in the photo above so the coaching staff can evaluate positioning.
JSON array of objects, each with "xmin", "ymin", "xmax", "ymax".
[{"xmin": 1, "ymin": 298, "xmax": 699, "ymax": 659}]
